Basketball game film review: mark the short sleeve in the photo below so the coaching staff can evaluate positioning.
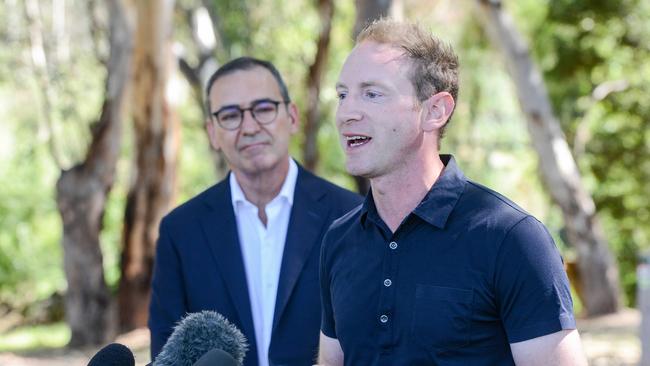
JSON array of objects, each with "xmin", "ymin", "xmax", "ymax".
[
  {"xmin": 320, "ymin": 229, "xmax": 337, "ymax": 338},
  {"xmin": 494, "ymin": 216, "xmax": 576, "ymax": 343}
]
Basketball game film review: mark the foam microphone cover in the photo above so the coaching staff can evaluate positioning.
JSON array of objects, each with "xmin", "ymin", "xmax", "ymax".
[
  {"xmin": 87, "ymin": 343, "xmax": 135, "ymax": 366},
  {"xmin": 154, "ymin": 310, "xmax": 248, "ymax": 366},
  {"xmin": 192, "ymin": 348, "xmax": 239, "ymax": 366}
]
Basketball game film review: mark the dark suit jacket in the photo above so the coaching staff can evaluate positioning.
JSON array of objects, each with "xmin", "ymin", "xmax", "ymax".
[{"xmin": 148, "ymin": 165, "xmax": 362, "ymax": 366}]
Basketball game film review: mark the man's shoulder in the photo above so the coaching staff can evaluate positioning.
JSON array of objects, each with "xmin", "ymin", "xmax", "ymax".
[
  {"xmin": 459, "ymin": 180, "xmax": 534, "ymax": 227},
  {"xmin": 324, "ymin": 204, "xmax": 364, "ymax": 240},
  {"xmin": 297, "ymin": 167, "xmax": 363, "ymax": 208},
  {"xmin": 162, "ymin": 179, "xmax": 228, "ymax": 226}
]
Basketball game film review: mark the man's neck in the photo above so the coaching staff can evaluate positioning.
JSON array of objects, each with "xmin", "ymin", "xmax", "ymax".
[
  {"xmin": 233, "ymin": 158, "xmax": 290, "ymax": 213},
  {"xmin": 371, "ymin": 154, "xmax": 444, "ymax": 233}
]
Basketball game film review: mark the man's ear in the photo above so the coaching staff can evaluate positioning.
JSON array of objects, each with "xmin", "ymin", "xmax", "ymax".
[
  {"xmin": 288, "ymin": 102, "xmax": 300, "ymax": 134},
  {"xmin": 205, "ymin": 118, "xmax": 221, "ymax": 151},
  {"xmin": 422, "ymin": 91, "xmax": 455, "ymax": 132}
]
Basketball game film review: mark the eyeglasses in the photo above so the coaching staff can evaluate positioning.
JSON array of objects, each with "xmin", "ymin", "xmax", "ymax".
[{"xmin": 211, "ymin": 99, "xmax": 290, "ymax": 130}]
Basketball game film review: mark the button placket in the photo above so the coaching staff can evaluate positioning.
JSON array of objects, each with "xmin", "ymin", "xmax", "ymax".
[{"xmin": 378, "ymin": 237, "xmax": 399, "ymax": 349}]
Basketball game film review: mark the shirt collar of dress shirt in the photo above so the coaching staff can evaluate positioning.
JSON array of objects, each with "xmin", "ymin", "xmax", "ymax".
[{"xmin": 229, "ymin": 157, "xmax": 298, "ymax": 210}]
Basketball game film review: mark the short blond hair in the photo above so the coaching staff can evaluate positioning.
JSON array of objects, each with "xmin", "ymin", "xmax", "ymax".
[{"xmin": 358, "ymin": 19, "xmax": 459, "ymax": 136}]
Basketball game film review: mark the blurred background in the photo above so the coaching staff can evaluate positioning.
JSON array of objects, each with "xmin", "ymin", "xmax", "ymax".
[{"xmin": 0, "ymin": 0, "xmax": 648, "ymax": 364}]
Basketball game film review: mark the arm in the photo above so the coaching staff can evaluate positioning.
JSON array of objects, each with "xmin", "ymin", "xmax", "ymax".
[
  {"xmin": 510, "ymin": 329, "xmax": 588, "ymax": 366},
  {"xmin": 318, "ymin": 229, "xmax": 344, "ymax": 366},
  {"xmin": 495, "ymin": 217, "xmax": 579, "ymax": 355},
  {"xmin": 148, "ymin": 219, "xmax": 186, "ymax": 360},
  {"xmin": 318, "ymin": 332, "xmax": 344, "ymax": 366}
]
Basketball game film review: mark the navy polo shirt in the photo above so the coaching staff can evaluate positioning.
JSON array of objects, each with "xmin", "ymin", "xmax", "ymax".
[{"xmin": 320, "ymin": 155, "xmax": 576, "ymax": 365}]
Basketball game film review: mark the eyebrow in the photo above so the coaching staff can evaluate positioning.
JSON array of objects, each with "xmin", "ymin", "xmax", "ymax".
[
  {"xmin": 360, "ymin": 81, "xmax": 387, "ymax": 89},
  {"xmin": 335, "ymin": 80, "xmax": 388, "ymax": 90},
  {"xmin": 214, "ymin": 98, "xmax": 275, "ymax": 112}
]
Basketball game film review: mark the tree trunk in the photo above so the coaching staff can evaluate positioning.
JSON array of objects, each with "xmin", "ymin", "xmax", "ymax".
[
  {"xmin": 54, "ymin": 0, "xmax": 135, "ymax": 347},
  {"xmin": 302, "ymin": 0, "xmax": 334, "ymax": 172},
  {"xmin": 177, "ymin": 3, "xmax": 227, "ymax": 177},
  {"xmin": 353, "ymin": 0, "xmax": 402, "ymax": 38},
  {"xmin": 118, "ymin": 0, "xmax": 179, "ymax": 332},
  {"xmin": 475, "ymin": 0, "xmax": 620, "ymax": 315}
]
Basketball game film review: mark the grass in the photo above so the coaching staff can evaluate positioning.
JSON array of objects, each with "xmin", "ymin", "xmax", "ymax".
[{"xmin": 0, "ymin": 322, "xmax": 70, "ymax": 352}]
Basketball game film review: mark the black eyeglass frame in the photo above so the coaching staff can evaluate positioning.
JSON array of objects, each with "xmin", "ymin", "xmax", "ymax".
[{"xmin": 211, "ymin": 99, "xmax": 290, "ymax": 130}]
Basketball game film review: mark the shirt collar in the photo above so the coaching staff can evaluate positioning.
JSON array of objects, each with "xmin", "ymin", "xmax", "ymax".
[
  {"xmin": 230, "ymin": 157, "xmax": 298, "ymax": 208},
  {"xmin": 360, "ymin": 154, "xmax": 466, "ymax": 229},
  {"xmin": 359, "ymin": 190, "xmax": 381, "ymax": 230}
]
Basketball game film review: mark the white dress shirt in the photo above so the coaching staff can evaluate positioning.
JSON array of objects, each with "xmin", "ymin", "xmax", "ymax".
[{"xmin": 230, "ymin": 158, "xmax": 298, "ymax": 366}]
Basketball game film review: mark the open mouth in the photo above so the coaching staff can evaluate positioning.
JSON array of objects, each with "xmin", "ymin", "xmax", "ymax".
[{"xmin": 346, "ymin": 135, "xmax": 372, "ymax": 148}]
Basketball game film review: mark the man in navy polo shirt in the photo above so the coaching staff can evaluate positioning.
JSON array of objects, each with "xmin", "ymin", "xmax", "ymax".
[{"xmin": 317, "ymin": 19, "xmax": 588, "ymax": 365}]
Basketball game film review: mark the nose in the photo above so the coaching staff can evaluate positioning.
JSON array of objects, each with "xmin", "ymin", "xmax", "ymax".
[
  {"xmin": 336, "ymin": 97, "xmax": 363, "ymax": 127},
  {"xmin": 239, "ymin": 109, "xmax": 261, "ymax": 135}
]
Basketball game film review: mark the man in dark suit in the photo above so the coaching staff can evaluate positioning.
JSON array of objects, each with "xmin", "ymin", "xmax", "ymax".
[{"xmin": 148, "ymin": 57, "xmax": 361, "ymax": 366}]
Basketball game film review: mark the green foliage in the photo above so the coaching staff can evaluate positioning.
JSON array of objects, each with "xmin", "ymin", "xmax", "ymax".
[
  {"xmin": 212, "ymin": 0, "xmax": 255, "ymax": 58},
  {"xmin": 175, "ymin": 94, "xmax": 220, "ymax": 201},
  {"xmin": 514, "ymin": 0, "xmax": 650, "ymax": 304},
  {"xmin": 0, "ymin": 0, "xmax": 107, "ymax": 308},
  {"xmin": 0, "ymin": 322, "xmax": 70, "ymax": 352},
  {"xmin": 0, "ymin": 87, "xmax": 65, "ymax": 309}
]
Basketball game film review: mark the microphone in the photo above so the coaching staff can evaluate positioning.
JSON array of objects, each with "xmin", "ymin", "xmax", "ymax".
[
  {"xmin": 87, "ymin": 343, "xmax": 135, "ymax": 366},
  {"xmin": 193, "ymin": 348, "xmax": 239, "ymax": 366},
  {"xmin": 153, "ymin": 310, "xmax": 248, "ymax": 366}
]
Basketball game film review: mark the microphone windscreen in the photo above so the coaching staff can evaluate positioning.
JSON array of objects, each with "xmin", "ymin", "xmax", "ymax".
[
  {"xmin": 192, "ymin": 348, "xmax": 239, "ymax": 366},
  {"xmin": 154, "ymin": 310, "xmax": 248, "ymax": 366},
  {"xmin": 87, "ymin": 343, "xmax": 135, "ymax": 366}
]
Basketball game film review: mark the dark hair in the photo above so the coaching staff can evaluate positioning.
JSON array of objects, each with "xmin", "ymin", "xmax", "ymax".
[{"xmin": 205, "ymin": 57, "xmax": 291, "ymax": 113}]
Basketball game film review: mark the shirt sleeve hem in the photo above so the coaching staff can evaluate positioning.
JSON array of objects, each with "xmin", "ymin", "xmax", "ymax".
[
  {"xmin": 321, "ymin": 325, "xmax": 337, "ymax": 339},
  {"xmin": 507, "ymin": 314, "xmax": 576, "ymax": 343}
]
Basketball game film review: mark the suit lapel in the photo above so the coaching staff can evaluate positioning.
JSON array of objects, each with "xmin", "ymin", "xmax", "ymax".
[
  {"xmin": 199, "ymin": 178, "xmax": 257, "ymax": 353},
  {"xmin": 272, "ymin": 168, "xmax": 329, "ymax": 332}
]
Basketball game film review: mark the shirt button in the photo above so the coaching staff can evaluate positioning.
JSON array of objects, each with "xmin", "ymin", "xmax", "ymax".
[
  {"xmin": 383, "ymin": 279, "xmax": 392, "ymax": 287},
  {"xmin": 389, "ymin": 241, "xmax": 398, "ymax": 250},
  {"xmin": 379, "ymin": 314, "xmax": 389, "ymax": 323}
]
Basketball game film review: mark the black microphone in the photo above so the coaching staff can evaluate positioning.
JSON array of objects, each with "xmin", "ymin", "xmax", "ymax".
[
  {"xmin": 192, "ymin": 348, "xmax": 239, "ymax": 366},
  {"xmin": 87, "ymin": 343, "xmax": 135, "ymax": 366},
  {"xmin": 153, "ymin": 310, "xmax": 248, "ymax": 366}
]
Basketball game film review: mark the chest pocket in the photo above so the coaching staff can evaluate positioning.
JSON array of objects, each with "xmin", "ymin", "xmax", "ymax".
[{"xmin": 411, "ymin": 284, "xmax": 473, "ymax": 351}]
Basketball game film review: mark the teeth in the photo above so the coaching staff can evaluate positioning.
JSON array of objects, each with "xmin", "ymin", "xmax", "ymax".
[
  {"xmin": 346, "ymin": 135, "xmax": 369, "ymax": 141},
  {"xmin": 346, "ymin": 135, "xmax": 371, "ymax": 147}
]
